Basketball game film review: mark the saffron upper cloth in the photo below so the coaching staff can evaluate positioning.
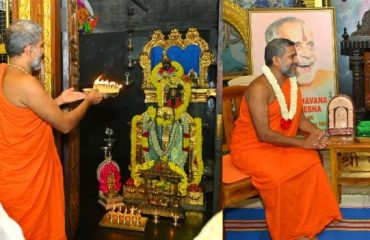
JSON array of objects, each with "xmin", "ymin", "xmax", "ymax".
[
  {"xmin": 230, "ymin": 79, "xmax": 342, "ymax": 239},
  {"xmin": 0, "ymin": 64, "xmax": 66, "ymax": 240}
]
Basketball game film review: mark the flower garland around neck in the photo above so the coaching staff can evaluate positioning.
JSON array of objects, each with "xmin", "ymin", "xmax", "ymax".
[
  {"xmin": 129, "ymin": 113, "xmax": 204, "ymax": 195},
  {"xmin": 150, "ymin": 61, "xmax": 184, "ymax": 89},
  {"xmin": 261, "ymin": 65, "xmax": 298, "ymax": 130}
]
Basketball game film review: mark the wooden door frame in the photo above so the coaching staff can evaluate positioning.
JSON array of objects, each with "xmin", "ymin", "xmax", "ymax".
[
  {"xmin": 12, "ymin": 0, "xmax": 78, "ymax": 238},
  {"xmin": 213, "ymin": 0, "xmax": 222, "ymax": 213},
  {"xmin": 61, "ymin": 1, "xmax": 81, "ymax": 239}
]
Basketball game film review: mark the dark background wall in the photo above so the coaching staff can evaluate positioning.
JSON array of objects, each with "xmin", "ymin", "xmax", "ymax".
[
  {"xmin": 78, "ymin": 0, "xmax": 219, "ymax": 202},
  {"xmin": 89, "ymin": 0, "xmax": 219, "ymax": 33}
]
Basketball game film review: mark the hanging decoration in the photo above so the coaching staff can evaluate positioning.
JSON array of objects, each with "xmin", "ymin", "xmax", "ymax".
[{"xmin": 77, "ymin": 0, "xmax": 98, "ymax": 34}]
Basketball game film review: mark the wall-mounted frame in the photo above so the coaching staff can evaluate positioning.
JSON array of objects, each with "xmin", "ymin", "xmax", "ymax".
[
  {"xmin": 222, "ymin": 0, "xmax": 249, "ymax": 78},
  {"xmin": 247, "ymin": 7, "xmax": 338, "ymax": 129},
  {"xmin": 307, "ymin": 0, "xmax": 330, "ymax": 7},
  {"xmin": 222, "ymin": 0, "xmax": 330, "ymax": 79}
]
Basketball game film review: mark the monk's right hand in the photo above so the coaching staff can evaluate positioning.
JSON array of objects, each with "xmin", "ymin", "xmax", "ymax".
[{"xmin": 86, "ymin": 89, "xmax": 103, "ymax": 105}]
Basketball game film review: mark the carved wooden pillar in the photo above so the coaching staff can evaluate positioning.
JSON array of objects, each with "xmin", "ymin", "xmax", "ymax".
[
  {"xmin": 340, "ymin": 9, "xmax": 370, "ymax": 121},
  {"xmin": 363, "ymin": 52, "xmax": 370, "ymax": 110},
  {"xmin": 341, "ymin": 52, "xmax": 370, "ymax": 121},
  {"xmin": 61, "ymin": 0, "xmax": 80, "ymax": 239},
  {"xmin": 349, "ymin": 55, "xmax": 365, "ymax": 112}
]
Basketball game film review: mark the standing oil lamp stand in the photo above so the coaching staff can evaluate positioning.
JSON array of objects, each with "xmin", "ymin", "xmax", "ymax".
[{"xmin": 97, "ymin": 128, "xmax": 124, "ymax": 210}]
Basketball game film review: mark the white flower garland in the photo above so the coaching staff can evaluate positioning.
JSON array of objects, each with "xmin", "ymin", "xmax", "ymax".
[
  {"xmin": 261, "ymin": 65, "xmax": 298, "ymax": 120},
  {"xmin": 148, "ymin": 120, "xmax": 179, "ymax": 160}
]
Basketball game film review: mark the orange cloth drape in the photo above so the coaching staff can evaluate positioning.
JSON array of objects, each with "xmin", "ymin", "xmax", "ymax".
[
  {"xmin": 231, "ymin": 79, "xmax": 342, "ymax": 240},
  {"xmin": 0, "ymin": 64, "xmax": 66, "ymax": 240}
]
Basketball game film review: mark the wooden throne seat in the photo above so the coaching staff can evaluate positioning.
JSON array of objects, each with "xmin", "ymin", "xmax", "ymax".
[{"xmin": 222, "ymin": 85, "xmax": 258, "ymax": 207}]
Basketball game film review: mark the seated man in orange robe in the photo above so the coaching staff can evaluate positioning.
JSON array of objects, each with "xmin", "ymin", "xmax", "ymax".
[
  {"xmin": 0, "ymin": 20, "xmax": 103, "ymax": 240},
  {"xmin": 230, "ymin": 38, "xmax": 341, "ymax": 240}
]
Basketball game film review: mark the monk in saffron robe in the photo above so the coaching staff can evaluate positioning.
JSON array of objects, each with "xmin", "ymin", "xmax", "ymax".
[
  {"xmin": 0, "ymin": 20, "xmax": 102, "ymax": 240},
  {"xmin": 230, "ymin": 38, "xmax": 341, "ymax": 240}
]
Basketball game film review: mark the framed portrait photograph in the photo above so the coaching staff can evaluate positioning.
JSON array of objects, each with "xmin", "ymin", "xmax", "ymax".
[{"xmin": 247, "ymin": 8, "xmax": 338, "ymax": 129}]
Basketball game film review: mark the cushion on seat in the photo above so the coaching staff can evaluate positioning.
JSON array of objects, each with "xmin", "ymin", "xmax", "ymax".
[{"xmin": 222, "ymin": 154, "xmax": 250, "ymax": 184}]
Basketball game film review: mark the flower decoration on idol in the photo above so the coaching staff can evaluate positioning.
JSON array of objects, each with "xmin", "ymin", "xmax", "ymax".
[
  {"xmin": 151, "ymin": 54, "xmax": 184, "ymax": 89},
  {"xmin": 168, "ymin": 162, "xmax": 188, "ymax": 196},
  {"xmin": 77, "ymin": 0, "xmax": 98, "ymax": 34},
  {"xmin": 165, "ymin": 85, "xmax": 183, "ymax": 109},
  {"xmin": 187, "ymin": 183, "xmax": 202, "ymax": 192},
  {"xmin": 97, "ymin": 162, "xmax": 122, "ymax": 194},
  {"xmin": 131, "ymin": 160, "xmax": 155, "ymax": 186},
  {"xmin": 124, "ymin": 178, "xmax": 135, "ymax": 187},
  {"xmin": 158, "ymin": 51, "xmax": 176, "ymax": 78}
]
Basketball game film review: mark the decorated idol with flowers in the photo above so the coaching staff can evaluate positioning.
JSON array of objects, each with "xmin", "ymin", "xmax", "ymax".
[{"xmin": 129, "ymin": 51, "xmax": 203, "ymax": 198}]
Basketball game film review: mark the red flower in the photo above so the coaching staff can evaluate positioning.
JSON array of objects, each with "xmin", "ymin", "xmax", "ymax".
[
  {"xmin": 142, "ymin": 147, "xmax": 149, "ymax": 152},
  {"xmin": 125, "ymin": 178, "xmax": 135, "ymax": 187},
  {"xmin": 159, "ymin": 67, "xmax": 175, "ymax": 75},
  {"xmin": 187, "ymin": 183, "xmax": 202, "ymax": 192},
  {"xmin": 183, "ymin": 147, "xmax": 190, "ymax": 152},
  {"xmin": 155, "ymin": 162, "xmax": 163, "ymax": 172},
  {"xmin": 166, "ymin": 99, "xmax": 181, "ymax": 108},
  {"xmin": 167, "ymin": 67, "xmax": 175, "ymax": 74},
  {"xmin": 142, "ymin": 131, "xmax": 149, "ymax": 137},
  {"xmin": 183, "ymin": 133, "xmax": 190, "ymax": 138},
  {"xmin": 280, "ymin": 119, "xmax": 292, "ymax": 130}
]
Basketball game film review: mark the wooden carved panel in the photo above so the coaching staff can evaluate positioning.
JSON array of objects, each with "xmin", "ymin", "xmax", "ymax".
[
  {"xmin": 364, "ymin": 52, "xmax": 370, "ymax": 110},
  {"xmin": 68, "ymin": 1, "xmax": 80, "ymax": 86},
  {"xmin": 339, "ymin": 152, "xmax": 370, "ymax": 172},
  {"xmin": 62, "ymin": 0, "xmax": 80, "ymax": 239},
  {"xmin": 69, "ymin": 164, "xmax": 80, "ymax": 239}
]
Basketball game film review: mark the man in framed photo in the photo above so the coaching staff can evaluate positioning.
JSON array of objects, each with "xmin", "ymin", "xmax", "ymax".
[
  {"xmin": 265, "ymin": 16, "xmax": 335, "ymax": 128},
  {"xmin": 265, "ymin": 16, "xmax": 334, "ymax": 93}
]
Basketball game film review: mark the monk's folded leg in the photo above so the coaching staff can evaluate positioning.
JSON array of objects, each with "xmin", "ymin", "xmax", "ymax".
[{"xmin": 258, "ymin": 162, "xmax": 341, "ymax": 240}]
